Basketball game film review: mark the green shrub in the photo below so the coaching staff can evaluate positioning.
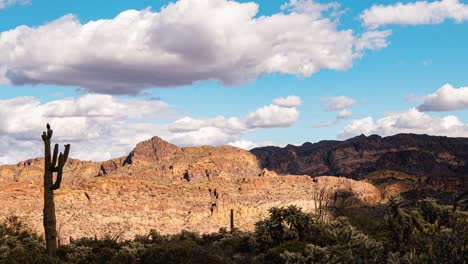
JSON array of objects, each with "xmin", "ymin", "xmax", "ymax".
[{"xmin": 0, "ymin": 215, "xmax": 56, "ymax": 264}]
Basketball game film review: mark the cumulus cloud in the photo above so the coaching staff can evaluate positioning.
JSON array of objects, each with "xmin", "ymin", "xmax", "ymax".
[
  {"xmin": 167, "ymin": 116, "xmax": 249, "ymax": 146},
  {"xmin": 0, "ymin": 135, "xmax": 39, "ymax": 164},
  {"xmin": 321, "ymin": 96, "xmax": 356, "ymax": 111},
  {"xmin": 168, "ymin": 116, "xmax": 246, "ymax": 133},
  {"xmin": 169, "ymin": 95, "xmax": 301, "ymax": 145},
  {"xmin": 361, "ymin": 0, "xmax": 468, "ymax": 29},
  {"xmin": 417, "ymin": 83, "xmax": 468, "ymax": 112},
  {"xmin": 0, "ymin": 0, "xmax": 389, "ymax": 94},
  {"xmin": 0, "ymin": 94, "xmax": 301, "ymax": 164},
  {"xmin": 0, "ymin": 95, "xmax": 171, "ymax": 164},
  {"xmin": 338, "ymin": 108, "xmax": 468, "ymax": 139},
  {"xmin": 272, "ymin": 95, "xmax": 302, "ymax": 108},
  {"xmin": 246, "ymin": 104, "xmax": 300, "ymax": 128},
  {"xmin": 169, "ymin": 127, "xmax": 240, "ymax": 147},
  {"xmin": 0, "ymin": 0, "xmax": 30, "ymax": 9}
]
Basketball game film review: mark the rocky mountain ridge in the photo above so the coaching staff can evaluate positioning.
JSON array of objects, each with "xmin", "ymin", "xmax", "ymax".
[
  {"xmin": 251, "ymin": 133, "xmax": 468, "ymax": 179},
  {"xmin": 0, "ymin": 133, "xmax": 465, "ymax": 241},
  {"xmin": 0, "ymin": 136, "xmax": 262, "ymax": 185},
  {"xmin": 3, "ymin": 134, "xmax": 467, "ymax": 183}
]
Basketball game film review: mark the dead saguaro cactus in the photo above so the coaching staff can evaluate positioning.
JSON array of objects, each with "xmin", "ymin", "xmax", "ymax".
[{"xmin": 41, "ymin": 123, "xmax": 70, "ymax": 257}]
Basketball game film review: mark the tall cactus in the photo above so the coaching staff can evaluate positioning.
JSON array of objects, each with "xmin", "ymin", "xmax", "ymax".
[{"xmin": 41, "ymin": 124, "xmax": 70, "ymax": 257}]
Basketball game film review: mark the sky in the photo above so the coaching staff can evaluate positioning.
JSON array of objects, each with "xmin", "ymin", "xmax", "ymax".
[{"xmin": 0, "ymin": 0, "xmax": 467, "ymax": 164}]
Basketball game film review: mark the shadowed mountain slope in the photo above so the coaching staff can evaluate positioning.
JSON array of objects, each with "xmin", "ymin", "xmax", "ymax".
[{"xmin": 251, "ymin": 134, "xmax": 468, "ymax": 179}]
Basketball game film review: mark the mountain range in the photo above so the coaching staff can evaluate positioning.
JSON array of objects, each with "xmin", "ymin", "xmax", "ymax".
[
  {"xmin": 251, "ymin": 133, "xmax": 468, "ymax": 179},
  {"xmin": 0, "ymin": 133, "xmax": 465, "ymax": 241}
]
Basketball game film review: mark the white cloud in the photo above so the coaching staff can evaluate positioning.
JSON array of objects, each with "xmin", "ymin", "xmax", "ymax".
[
  {"xmin": 321, "ymin": 96, "xmax": 356, "ymax": 111},
  {"xmin": 280, "ymin": 0, "xmax": 340, "ymax": 19},
  {"xmin": 338, "ymin": 117, "xmax": 378, "ymax": 137},
  {"xmin": 337, "ymin": 108, "xmax": 352, "ymax": 119},
  {"xmin": 0, "ymin": 135, "xmax": 39, "ymax": 164},
  {"xmin": 417, "ymin": 83, "xmax": 468, "ymax": 112},
  {"xmin": 169, "ymin": 95, "xmax": 301, "ymax": 145},
  {"xmin": 246, "ymin": 104, "xmax": 300, "ymax": 128},
  {"xmin": 0, "ymin": 95, "xmax": 171, "ymax": 164},
  {"xmin": 0, "ymin": 0, "xmax": 389, "ymax": 94},
  {"xmin": 169, "ymin": 127, "xmax": 239, "ymax": 146},
  {"xmin": 355, "ymin": 30, "xmax": 392, "ymax": 52},
  {"xmin": 313, "ymin": 108, "xmax": 352, "ymax": 128},
  {"xmin": 314, "ymin": 96, "xmax": 355, "ymax": 128},
  {"xmin": 166, "ymin": 116, "xmax": 250, "ymax": 146},
  {"xmin": 0, "ymin": 0, "xmax": 30, "ymax": 9},
  {"xmin": 361, "ymin": 0, "xmax": 468, "ymax": 29},
  {"xmin": 338, "ymin": 108, "xmax": 468, "ymax": 139},
  {"xmin": 0, "ymin": 94, "xmax": 168, "ymax": 139},
  {"xmin": 228, "ymin": 140, "xmax": 280, "ymax": 150},
  {"xmin": 169, "ymin": 116, "xmax": 247, "ymax": 133},
  {"xmin": 0, "ymin": 94, "xmax": 301, "ymax": 164},
  {"xmin": 272, "ymin": 95, "xmax": 302, "ymax": 108}
]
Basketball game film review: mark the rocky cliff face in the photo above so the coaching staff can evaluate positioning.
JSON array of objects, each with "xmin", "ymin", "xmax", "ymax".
[{"xmin": 251, "ymin": 134, "xmax": 468, "ymax": 179}]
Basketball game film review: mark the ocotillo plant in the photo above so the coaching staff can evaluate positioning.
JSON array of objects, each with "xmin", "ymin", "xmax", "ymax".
[{"xmin": 41, "ymin": 123, "xmax": 70, "ymax": 257}]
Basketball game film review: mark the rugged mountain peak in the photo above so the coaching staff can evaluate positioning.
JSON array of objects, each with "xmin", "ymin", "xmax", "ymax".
[{"xmin": 124, "ymin": 136, "xmax": 179, "ymax": 165}]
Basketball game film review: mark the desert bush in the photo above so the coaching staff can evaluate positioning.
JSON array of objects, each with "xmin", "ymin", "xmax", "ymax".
[
  {"xmin": 253, "ymin": 205, "xmax": 318, "ymax": 251},
  {"xmin": 280, "ymin": 217, "xmax": 385, "ymax": 264},
  {"xmin": 0, "ymin": 198, "xmax": 465, "ymax": 263},
  {"xmin": 140, "ymin": 239, "xmax": 229, "ymax": 264},
  {"xmin": 383, "ymin": 196, "xmax": 468, "ymax": 263},
  {"xmin": 0, "ymin": 215, "xmax": 56, "ymax": 264}
]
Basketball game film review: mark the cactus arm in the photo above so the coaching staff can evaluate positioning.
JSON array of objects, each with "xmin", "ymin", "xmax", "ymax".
[
  {"xmin": 51, "ymin": 144, "xmax": 59, "ymax": 168},
  {"xmin": 58, "ymin": 144, "xmax": 70, "ymax": 168},
  {"xmin": 51, "ymin": 167, "xmax": 63, "ymax": 190},
  {"xmin": 63, "ymin": 144, "xmax": 70, "ymax": 162},
  {"xmin": 47, "ymin": 128, "xmax": 53, "ymax": 140},
  {"xmin": 52, "ymin": 144, "xmax": 70, "ymax": 190}
]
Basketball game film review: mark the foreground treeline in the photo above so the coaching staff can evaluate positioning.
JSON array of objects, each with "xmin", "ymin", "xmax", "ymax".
[{"xmin": 0, "ymin": 197, "xmax": 466, "ymax": 264}]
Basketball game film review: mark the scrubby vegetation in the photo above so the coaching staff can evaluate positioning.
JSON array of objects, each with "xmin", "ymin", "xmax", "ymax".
[{"xmin": 0, "ymin": 197, "xmax": 466, "ymax": 263}]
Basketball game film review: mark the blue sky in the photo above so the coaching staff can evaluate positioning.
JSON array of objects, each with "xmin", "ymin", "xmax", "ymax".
[{"xmin": 0, "ymin": 0, "xmax": 467, "ymax": 163}]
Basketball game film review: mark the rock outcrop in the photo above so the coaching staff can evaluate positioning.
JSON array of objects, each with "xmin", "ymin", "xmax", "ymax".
[
  {"xmin": 123, "ymin": 136, "xmax": 179, "ymax": 165},
  {"xmin": 0, "ymin": 136, "xmax": 262, "ymax": 185},
  {"xmin": 251, "ymin": 134, "xmax": 468, "ymax": 179}
]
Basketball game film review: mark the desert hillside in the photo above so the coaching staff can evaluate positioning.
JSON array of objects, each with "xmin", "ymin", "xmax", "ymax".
[{"xmin": 0, "ymin": 134, "xmax": 465, "ymax": 242}]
